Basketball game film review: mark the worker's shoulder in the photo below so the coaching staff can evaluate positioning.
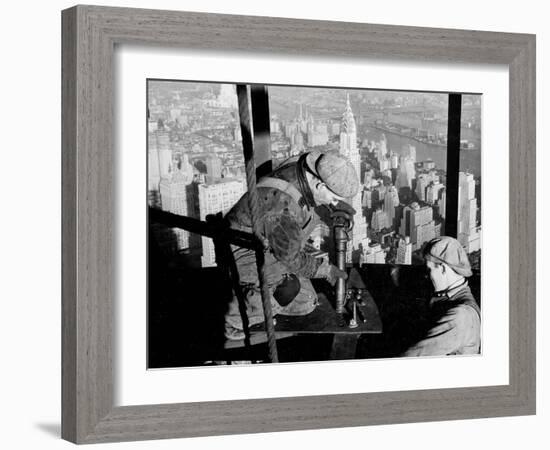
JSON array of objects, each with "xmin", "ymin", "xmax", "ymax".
[
  {"xmin": 445, "ymin": 302, "xmax": 480, "ymax": 327},
  {"xmin": 257, "ymin": 176, "xmax": 302, "ymax": 202},
  {"xmin": 450, "ymin": 286, "xmax": 480, "ymax": 315},
  {"xmin": 256, "ymin": 183, "xmax": 303, "ymax": 214},
  {"xmin": 225, "ymin": 182, "xmax": 303, "ymax": 218}
]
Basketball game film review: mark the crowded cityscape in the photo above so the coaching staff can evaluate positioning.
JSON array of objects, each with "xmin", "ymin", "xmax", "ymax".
[{"xmin": 147, "ymin": 81, "xmax": 481, "ymax": 269}]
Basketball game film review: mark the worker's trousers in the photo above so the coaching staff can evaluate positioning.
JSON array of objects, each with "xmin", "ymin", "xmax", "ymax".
[{"xmin": 224, "ymin": 247, "xmax": 318, "ymax": 331}]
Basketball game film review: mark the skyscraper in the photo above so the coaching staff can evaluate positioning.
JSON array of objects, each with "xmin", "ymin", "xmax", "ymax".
[
  {"xmin": 340, "ymin": 95, "xmax": 359, "ymax": 172},
  {"xmin": 422, "ymin": 159, "xmax": 436, "ymax": 170},
  {"xmin": 205, "ymin": 154, "xmax": 222, "ymax": 181},
  {"xmin": 399, "ymin": 202, "xmax": 435, "ymax": 250},
  {"xmin": 339, "ymin": 94, "xmax": 368, "ymax": 262},
  {"xmin": 270, "ymin": 116, "xmax": 281, "ymax": 134},
  {"xmin": 307, "ymin": 117, "xmax": 329, "ymax": 147},
  {"xmin": 290, "ymin": 129, "xmax": 305, "ymax": 155},
  {"xmin": 198, "ymin": 179, "xmax": 246, "ymax": 267},
  {"xmin": 363, "ymin": 169, "xmax": 374, "ymax": 188},
  {"xmin": 363, "ymin": 243, "xmax": 386, "ymax": 264},
  {"xmin": 457, "ymin": 172, "xmax": 481, "ymax": 253},
  {"xmin": 439, "ymin": 189, "xmax": 447, "ymax": 219},
  {"xmin": 384, "ymin": 185, "xmax": 400, "ymax": 227},
  {"xmin": 298, "ymin": 103, "xmax": 307, "ymax": 134},
  {"xmin": 396, "ymin": 236, "xmax": 412, "ymax": 265},
  {"xmin": 285, "ymin": 121, "xmax": 298, "ymax": 139},
  {"xmin": 148, "ymin": 132, "xmax": 161, "ymax": 193},
  {"xmin": 402, "ymin": 144, "xmax": 417, "ymax": 162},
  {"xmin": 426, "ymin": 180, "xmax": 445, "ymax": 205},
  {"xmin": 156, "ymin": 129, "xmax": 172, "ymax": 180},
  {"xmin": 415, "ymin": 173, "xmax": 429, "ymax": 201},
  {"xmin": 390, "ymin": 151, "xmax": 399, "ymax": 169},
  {"xmin": 159, "ymin": 155, "xmax": 195, "ymax": 251},
  {"xmin": 395, "ymin": 156, "xmax": 416, "ymax": 190},
  {"xmin": 379, "ymin": 157, "xmax": 391, "ymax": 172},
  {"xmin": 371, "ymin": 209, "xmax": 389, "ymax": 232},
  {"xmin": 377, "ymin": 134, "xmax": 388, "ymax": 163},
  {"xmin": 363, "ymin": 189, "xmax": 373, "ymax": 209}
]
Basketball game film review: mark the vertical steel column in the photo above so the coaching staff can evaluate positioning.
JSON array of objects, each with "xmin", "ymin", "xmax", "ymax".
[
  {"xmin": 236, "ymin": 84, "xmax": 279, "ymax": 363},
  {"xmin": 444, "ymin": 93, "xmax": 462, "ymax": 238},
  {"xmin": 250, "ymin": 84, "xmax": 273, "ymax": 179}
]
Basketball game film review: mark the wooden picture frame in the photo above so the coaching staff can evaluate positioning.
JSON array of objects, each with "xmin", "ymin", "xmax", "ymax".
[{"xmin": 62, "ymin": 5, "xmax": 536, "ymax": 444}]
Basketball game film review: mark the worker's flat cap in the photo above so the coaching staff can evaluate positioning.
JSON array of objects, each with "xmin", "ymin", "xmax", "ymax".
[
  {"xmin": 307, "ymin": 151, "xmax": 359, "ymax": 198},
  {"xmin": 423, "ymin": 236, "xmax": 473, "ymax": 277}
]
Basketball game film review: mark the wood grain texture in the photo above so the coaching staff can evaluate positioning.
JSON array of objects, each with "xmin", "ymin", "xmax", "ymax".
[
  {"xmin": 61, "ymin": 4, "xmax": 536, "ymax": 444},
  {"xmin": 62, "ymin": 5, "xmax": 115, "ymax": 442},
  {"xmin": 508, "ymin": 36, "xmax": 536, "ymax": 412},
  {"xmin": 61, "ymin": 6, "xmax": 77, "ymax": 443}
]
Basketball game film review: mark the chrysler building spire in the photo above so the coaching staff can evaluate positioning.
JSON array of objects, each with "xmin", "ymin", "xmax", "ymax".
[{"xmin": 341, "ymin": 93, "xmax": 356, "ymax": 133}]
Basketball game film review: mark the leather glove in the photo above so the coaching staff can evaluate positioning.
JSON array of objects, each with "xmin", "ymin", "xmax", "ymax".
[
  {"xmin": 330, "ymin": 201, "xmax": 356, "ymax": 221},
  {"xmin": 314, "ymin": 259, "xmax": 348, "ymax": 286}
]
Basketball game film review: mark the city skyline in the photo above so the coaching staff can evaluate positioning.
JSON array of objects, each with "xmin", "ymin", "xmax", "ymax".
[{"xmin": 147, "ymin": 80, "xmax": 481, "ymax": 268}]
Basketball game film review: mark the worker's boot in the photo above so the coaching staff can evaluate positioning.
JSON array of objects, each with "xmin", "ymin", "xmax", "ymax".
[{"xmin": 224, "ymin": 286, "xmax": 282, "ymax": 341}]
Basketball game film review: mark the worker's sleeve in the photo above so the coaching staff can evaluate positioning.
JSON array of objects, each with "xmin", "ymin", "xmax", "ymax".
[
  {"xmin": 263, "ymin": 211, "xmax": 321, "ymax": 278},
  {"xmin": 401, "ymin": 306, "xmax": 476, "ymax": 357}
]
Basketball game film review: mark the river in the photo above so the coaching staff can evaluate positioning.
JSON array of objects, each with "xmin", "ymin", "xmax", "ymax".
[{"xmin": 357, "ymin": 112, "xmax": 481, "ymax": 178}]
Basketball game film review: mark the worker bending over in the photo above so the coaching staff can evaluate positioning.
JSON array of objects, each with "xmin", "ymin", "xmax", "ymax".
[{"xmin": 224, "ymin": 150, "xmax": 359, "ymax": 340}]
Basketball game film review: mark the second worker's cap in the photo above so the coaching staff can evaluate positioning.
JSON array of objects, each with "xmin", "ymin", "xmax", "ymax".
[{"xmin": 423, "ymin": 236, "xmax": 473, "ymax": 277}]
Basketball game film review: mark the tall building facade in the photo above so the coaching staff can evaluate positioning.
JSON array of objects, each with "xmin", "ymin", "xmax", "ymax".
[
  {"xmin": 339, "ymin": 94, "xmax": 368, "ymax": 262},
  {"xmin": 371, "ymin": 209, "xmax": 389, "ymax": 232},
  {"xmin": 363, "ymin": 243, "xmax": 386, "ymax": 264},
  {"xmin": 290, "ymin": 129, "xmax": 305, "ymax": 155},
  {"xmin": 270, "ymin": 116, "xmax": 281, "ymax": 133},
  {"xmin": 377, "ymin": 134, "xmax": 388, "ymax": 163},
  {"xmin": 148, "ymin": 132, "xmax": 161, "ymax": 193},
  {"xmin": 439, "ymin": 189, "xmax": 447, "ymax": 219},
  {"xmin": 205, "ymin": 154, "xmax": 222, "ymax": 181},
  {"xmin": 198, "ymin": 179, "xmax": 246, "ymax": 267},
  {"xmin": 457, "ymin": 172, "xmax": 481, "ymax": 253},
  {"xmin": 426, "ymin": 180, "xmax": 445, "ymax": 205},
  {"xmin": 396, "ymin": 236, "xmax": 412, "ymax": 265},
  {"xmin": 384, "ymin": 185, "xmax": 400, "ymax": 227},
  {"xmin": 159, "ymin": 155, "xmax": 196, "ymax": 250},
  {"xmin": 307, "ymin": 118, "xmax": 329, "ymax": 147},
  {"xmin": 416, "ymin": 173, "xmax": 429, "ymax": 201},
  {"xmin": 156, "ymin": 129, "xmax": 172, "ymax": 180},
  {"xmin": 399, "ymin": 202, "xmax": 435, "ymax": 251},
  {"xmin": 390, "ymin": 151, "xmax": 400, "ymax": 169},
  {"xmin": 402, "ymin": 144, "xmax": 417, "ymax": 162},
  {"xmin": 395, "ymin": 156, "xmax": 416, "ymax": 190},
  {"xmin": 148, "ymin": 127, "xmax": 172, "ymax": 196}
]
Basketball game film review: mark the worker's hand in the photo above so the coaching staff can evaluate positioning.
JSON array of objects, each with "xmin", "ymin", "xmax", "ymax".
[
  {"xmin": 330, "ymin": 201, "xmax": 356, "ymax": 222},
  {"xmin": 315, "ymin": 259, "xmax": 348, "ymax": 285},
  {"xmin": 329, "ymin": 201, "xmax": 355, "ymax": 231},
  {"xmin": 330, "ymin": 201, "xmax": 356, "ymax": 218}
]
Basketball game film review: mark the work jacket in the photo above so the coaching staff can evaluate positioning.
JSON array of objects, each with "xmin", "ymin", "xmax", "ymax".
[
  {"xmin": 226, "ymin": 160, "xmax": 320, "ymax": 284},
  {"xmin": 402, "ymin": 282, "xmax": 481, "ymax": 357},
  {"xmin": 225, "ymin": 158, "xmax": 322, "ymax": 284}
]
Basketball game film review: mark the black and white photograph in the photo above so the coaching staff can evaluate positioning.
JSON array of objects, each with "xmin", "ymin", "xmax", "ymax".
[
  {"xmin": 3, "ymin": 0, "xmax": 544, "ymax": 447},
  {"xmin": 147, "ymin": 80, "xmax": 482, "ymax": 367}
]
